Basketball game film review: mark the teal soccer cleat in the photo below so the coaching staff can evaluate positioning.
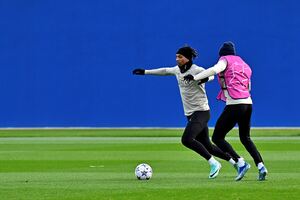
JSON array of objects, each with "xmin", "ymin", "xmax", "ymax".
[
  {"xmin": 235, "ymin": 162, "xmax": 251, "ymax": 181},
  {"xmin": 258, "ymin": 166, "xmax": 268, "ymax": 181},
  {"xmin": 209, "ymin": 161, "xmax": 221, "ymax": 179}
]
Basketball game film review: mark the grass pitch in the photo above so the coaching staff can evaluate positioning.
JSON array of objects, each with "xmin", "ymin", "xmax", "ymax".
[{"xmin": 0, "ymin": 129, "xmax": 299, "ymax": 200}]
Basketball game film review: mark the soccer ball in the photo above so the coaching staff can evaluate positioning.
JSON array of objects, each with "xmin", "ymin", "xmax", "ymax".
[{"xmin": 135, "ymin": 163, "xmax": 153, "ymax": 180}]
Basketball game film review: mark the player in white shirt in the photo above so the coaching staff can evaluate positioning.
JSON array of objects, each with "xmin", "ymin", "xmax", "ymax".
[{"xmin": 132, "ymin": 46, "xmax": 237, "ymax": 179}]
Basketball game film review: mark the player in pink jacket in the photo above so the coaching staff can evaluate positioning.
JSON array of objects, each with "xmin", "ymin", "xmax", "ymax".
[{"xmin": 184, "ymin": 42, "xmax": 268, "ymax": 181}]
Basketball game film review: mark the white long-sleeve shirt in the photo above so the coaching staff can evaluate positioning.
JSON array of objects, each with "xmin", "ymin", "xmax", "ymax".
[
  {"xmin": 145, "ymin": 64, "xmax": 214, "ymax": 116},
  {"xmin": 194, "ymin": 60, "xmax": 252, "ymax": 105}
]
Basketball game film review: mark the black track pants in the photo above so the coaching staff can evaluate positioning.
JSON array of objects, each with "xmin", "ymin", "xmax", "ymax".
[
  {"xmin": 212, "ymin": 104, "xmax": 263, "ymax": 165},
  {"xmin": 182, "ymin": 111, "xmax": 231, "ymax": 161}
]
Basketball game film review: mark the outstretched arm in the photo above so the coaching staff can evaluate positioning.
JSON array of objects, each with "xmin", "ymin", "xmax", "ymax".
[
  {"xmin": 184, "ymin": 59, "xmax": 227, "ymax": 82},
  {"xmin": 193, "ymin": 59, "xmax": 227, "ymax": 81},
  {"xmin": 132, "ymin": 67, "xmax": 174, "ymax": 76}
]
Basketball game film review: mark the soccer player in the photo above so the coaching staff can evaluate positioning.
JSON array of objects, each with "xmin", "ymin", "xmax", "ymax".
[
  {"xmin": 184, "ymin": 41, "xmax": 268, "ymax": 181},
  {"xmin": 132, "ymin": 46, "xmax": 237, "ymax": 179}
]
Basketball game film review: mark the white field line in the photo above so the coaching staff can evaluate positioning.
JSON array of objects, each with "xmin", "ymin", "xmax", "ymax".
[
  {"xmin": 0, "ymin": 127, "xmax": 300, "ymax": 130},
  {"xmin": 0, "ymin": 136, "xmax": 298, "ymax": 141}
]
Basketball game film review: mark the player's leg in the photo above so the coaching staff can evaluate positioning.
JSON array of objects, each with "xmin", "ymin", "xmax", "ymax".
[
  {"xmin": 212, "ymin": 105, "xmax": 250, "ymax": 181},
  {"xmin": 237, "ymin": 104, "xmax": 267, "ymax": 180},
  {"xmin": 182, "ymin": 111, "xmax": 221, "ymax": 178},
  {"xmin": 237, "ymin": 104, "xmax": 263, "ymax": 165},
  {"xmin": 196, "ymin": 126, "xmax": 237, "ymax": 170},
  {"xmin": 182, "ymin": 112, "xmax": 211, "ymax": 160},
  {"xmin": 212, "ymin": 106, "xmax": 240, "ymax": 160},
  {"xmin": 196, "ymin": 126, "xmax": 233, "ymax": 161}
]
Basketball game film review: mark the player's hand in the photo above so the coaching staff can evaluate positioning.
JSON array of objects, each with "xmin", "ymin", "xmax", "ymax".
[
  {"xmin": 197, "ymin": 77, "xmax": 209, "ymax": 85},
  {"xmin": 184, "ymin": 74, "xmax": 194, "ymax": 82},
  {"xmin": 132, "ymin": 68, "xmax": 145, "ymax": 75}
]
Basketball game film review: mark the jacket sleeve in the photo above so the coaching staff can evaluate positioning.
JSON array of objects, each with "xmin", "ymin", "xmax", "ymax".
[
  {"xmin": 194, "ymin": 60, "xmax": 227, "ymax": 81},
  {"xmin": 145, "ymin": 67, "xmax": 176, "ymax": 76}
]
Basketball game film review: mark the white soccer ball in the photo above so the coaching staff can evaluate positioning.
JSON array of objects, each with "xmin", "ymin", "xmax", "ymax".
[{"xmin": 135, "ymin": 163, "xmax": 153, "ymax": 180}]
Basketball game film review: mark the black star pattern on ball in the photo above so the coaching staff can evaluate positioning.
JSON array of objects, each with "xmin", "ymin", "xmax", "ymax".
[{"xmin": 141, "ymin": 170, "xmax": 147, "ymax": 176}]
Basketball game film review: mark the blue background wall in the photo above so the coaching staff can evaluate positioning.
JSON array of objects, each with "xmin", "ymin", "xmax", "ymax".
[{"xmin": 0, "ymin": 0, "xmax": 299, "ymax": 127}]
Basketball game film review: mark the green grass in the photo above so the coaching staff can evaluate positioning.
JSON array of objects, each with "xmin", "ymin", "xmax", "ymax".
[
  {"xmin": 0, "ymin": 129, "xmax": 299, "ymax": 200},
  {"xmin": 0, "ymin": 128, "xmax": 299, "ymax": 137}
]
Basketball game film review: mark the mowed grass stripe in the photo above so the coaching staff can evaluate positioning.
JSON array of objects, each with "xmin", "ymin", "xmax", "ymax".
[
  {"xmin": 0, "ymin": 136, "xmax": 299, "ymax": 143},
  {"xmin": 0, "ymin": 129, "xmax": 299, "ymax": 200},
  {"xmin": 0, "ymin": 128, "xmax": 299, "ymax": 137}
]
